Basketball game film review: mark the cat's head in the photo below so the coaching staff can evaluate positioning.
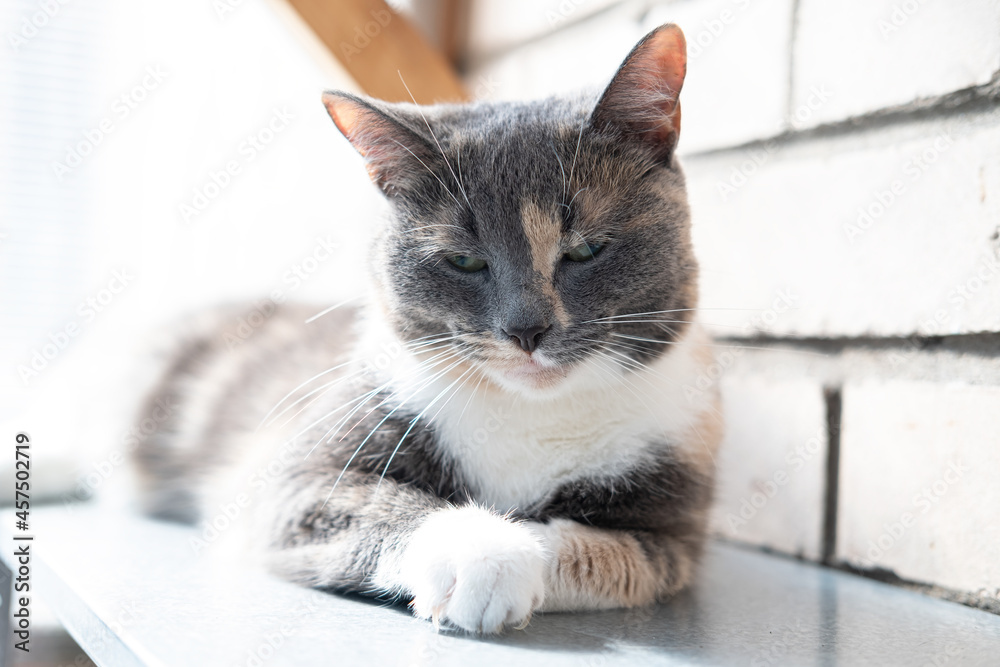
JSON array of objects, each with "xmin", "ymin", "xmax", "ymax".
[{"xmin": 323, "ymin": 25, "xmax": 697, "ymax": 396}]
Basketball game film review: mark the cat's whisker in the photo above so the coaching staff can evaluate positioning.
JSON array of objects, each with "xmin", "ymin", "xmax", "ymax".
[
  {"xmin": 406, "ymin": 333, "xmax": 466, "ymax": 351},
  {"xmin": 293, "ymin": 342, "xmax": 463, "ymax": 443},
  {"xmin": 595, "ymin": 346, "xmax": 719, "ymax": 468},
  {"xmin": 375, "ymin": 361, "xmax": 480, "ymax": 494},
  {"xmin": 274, "ymin": 378, "xmax": 351, "ymax": 431},
  {"xmin": 322, "ymin": 354, "xmax": 468, "ymax": 504},
  {"xmin": 585, "ymin": 337, "xmax": 650, "ymax": 359},
  {"xmin": 455, "ymin": 366, "xmax": 489, "ymax": 429},
  {"xmin": 587, "ymin": 318, "xmax": 747, "ymax": 330},
  {"xmin": 397, "ymin": 71, "xmax": 473, "ymax": 211},
  {"xmin": 407, "ymin": 224, "xmax": 465, "ymax": 234},
  {"xmin": 552, "ymin": 143, "xmax": 568, "ymax": 206},
  {"xmin": 300, "ymin": 390, "xmax": 381, "ymax": 458},
  {"xmin": 257, "ymin": 359, "xmax": 358, "ymax": 431},
  {"xmin": 596, "ymin": 340, "xmax": 728, "ymax": 428},
  {"xmin": 424, "ymin": 359, "xmax": 483, "ymax": 427},
  {"xmin": 267, "ymin": 370, "xmax": 366, "ymax": 428},
  {"xmin": 456, "ymin": 144, "xmax": 467, "ymax": 196},
  {"xmin": 567, "ymin": 111, "xmax": 586, "ymax": 195},
  {"xmin": 330, "ymin": 346, "xmax": 465, "ymax": 444},
  {"xmin": 567, "ymin": 186, "xmax": 589, "ymax": 208},
  {"xmin": 609, "ymin": 332, "xmax": 827, "ymax": 355},
  {"xmin": 304, "ymin": 296, "xmax": 361, "ymax": 324},
  {"xmin": 333, "ymin": 349, "xmax": 464, "ymax": 442},
  {"xmin": 582, "ymin": 307, "xmax": 744, "ymax": 323},
  {"xmin": 389, "ymin": 138, "xmax": 464, "ymax": 208}
]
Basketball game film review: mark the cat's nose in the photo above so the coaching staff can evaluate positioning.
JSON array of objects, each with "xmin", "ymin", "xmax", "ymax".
[{"xmin": 503, "ymin": 324, "xmax": 550, "ymax": 353}]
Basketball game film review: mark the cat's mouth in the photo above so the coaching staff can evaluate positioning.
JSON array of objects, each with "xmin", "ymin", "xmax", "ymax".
[{"xmin": 494, "ymin": 353, "xmax": 570, "ymax": 390}]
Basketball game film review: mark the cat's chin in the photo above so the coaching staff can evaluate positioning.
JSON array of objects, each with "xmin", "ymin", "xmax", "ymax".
[{"xmin": 487, "ymin": 354, "xmax": 574, "ymax": 397}]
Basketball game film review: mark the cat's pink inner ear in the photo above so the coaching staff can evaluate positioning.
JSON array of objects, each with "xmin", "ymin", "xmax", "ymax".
[
  {"xmin": 634, "ymin": 24, "xmax": 686, "ymax": 138},
  {"xmin": 593, "ymin": 24, "xmax": 688, "ymax": 161},
  {"xmin": 321, "ymin": 91, "xmax": 399, "ymax": 188},
  {"xmin": 322, "ymin": 92, "xmax": 369, "ymax": 156}
]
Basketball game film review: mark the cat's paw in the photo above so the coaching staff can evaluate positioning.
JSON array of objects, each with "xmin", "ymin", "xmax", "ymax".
[{"xmin": 400, "ymin": 506, "xmax": 547, "ymax": 634}]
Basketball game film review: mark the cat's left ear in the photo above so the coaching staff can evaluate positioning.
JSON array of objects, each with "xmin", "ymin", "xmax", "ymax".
[{"xmin": 591, "ymin": 24, "xmax": 687, "ymax": 166}]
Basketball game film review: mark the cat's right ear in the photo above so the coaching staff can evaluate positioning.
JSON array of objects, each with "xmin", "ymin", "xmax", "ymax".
[
  {"xmin": 321, "ymin": 91, "xmax": 434, "ymax": 197},
  {"xmin": 591, "ymin": 24, "xmax": 687, "ymax": 167}
]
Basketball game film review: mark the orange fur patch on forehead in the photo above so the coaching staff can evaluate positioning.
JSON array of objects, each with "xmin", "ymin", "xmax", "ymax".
[
  {"xmin": 520, "ymin": 201, "xmax": 562, "ymax": 272},
  {"xmin": 520, "ymin": 201, "xmax": 571, "ymax": 326}
]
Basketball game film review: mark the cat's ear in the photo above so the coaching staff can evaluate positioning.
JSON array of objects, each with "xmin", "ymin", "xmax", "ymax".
[
  {"xmin": 321, "ymin": 91, "xmax": 434, "ymax": 196},
  {"xmin": 591, "ymin": 24, "xmax": 687, "ymax": 166}
]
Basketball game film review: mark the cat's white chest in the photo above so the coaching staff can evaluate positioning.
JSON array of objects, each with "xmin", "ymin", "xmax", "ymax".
[{"xmin": 432, "ymin": 390, "xmax": 652, "ymax": 511}]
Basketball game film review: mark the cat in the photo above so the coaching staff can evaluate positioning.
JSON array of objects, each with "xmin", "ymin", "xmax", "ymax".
[{"xmin": 132, "ymin": 23, "xmax": 722, "ymax": 634}]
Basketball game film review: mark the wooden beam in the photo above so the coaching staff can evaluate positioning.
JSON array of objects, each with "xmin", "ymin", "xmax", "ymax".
[{"xmin": 284, "ymin": 0, "xmax": 469, "ymax": 104}]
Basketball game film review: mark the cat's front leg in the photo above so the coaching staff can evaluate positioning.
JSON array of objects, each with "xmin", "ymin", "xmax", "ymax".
[
  {"xmin": 263, "ymin": 470, "xmax": 547, "ymax": 634},
  {"xmin": 381, "ymin": 505, "xmax": 548, "ymax": 634},
  {"xmin": 535, "ymin": 519, "xmax": 699, "ymax": 612}
]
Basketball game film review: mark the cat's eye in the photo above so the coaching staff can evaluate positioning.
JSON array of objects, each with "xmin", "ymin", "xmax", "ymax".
[
  {"xmin": 446, "ymin": 254, "xmax": 487, "ymax": 272},
  {"xmin": 565, "ymin": 242, "xmax": 604, "ymax": 262}
]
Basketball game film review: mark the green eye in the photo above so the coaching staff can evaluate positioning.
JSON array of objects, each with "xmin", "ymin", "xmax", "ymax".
[
  {"xmin": 447, "ymin": 254, "xmax": 487, "ymax": 272},
  {"xmin": 565, "ymin": 242, "xmax": 604, "ymax": 262}
]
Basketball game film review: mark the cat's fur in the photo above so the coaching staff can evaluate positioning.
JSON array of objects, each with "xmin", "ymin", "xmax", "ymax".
[{"xmin": 132, "ymin": 24, "xmax": 722, "ymax": 634}]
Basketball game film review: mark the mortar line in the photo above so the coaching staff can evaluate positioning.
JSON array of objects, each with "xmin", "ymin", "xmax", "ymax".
[{"xmin": 821, "ymin": 386, "xmax": 842, "ymax": 565}]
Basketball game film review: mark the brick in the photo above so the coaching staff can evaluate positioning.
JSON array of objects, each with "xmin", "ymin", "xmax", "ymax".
[
  {"xmin": 464, "ymin": 4, "xmax": 645, "ymax": 102},
  {"xmin": 793, "ymin": 0, "xmax": 1000, "ymax": 126},
  {"xmin": 710, "ymin": 376, "xmax": 828, "ymax": 560},
  {"xmin": 836, "ymin": 379, "xmax": 1000, "ymax": 597},
  {"xmin": 641, "ymin": 0, "xmax": 795, "ymax": 153},
  {"xmin": 464, "ymin": 0, "xmax": 624, "ymax": 62},
  {"xmin": 683, "ymin": 108, "xmax": 1000, "ymax": 338}
]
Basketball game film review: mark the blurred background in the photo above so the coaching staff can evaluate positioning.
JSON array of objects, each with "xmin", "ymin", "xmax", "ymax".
[{"xmin": 1, "ymin": 0, "xmax": 999, "ymax": 662}]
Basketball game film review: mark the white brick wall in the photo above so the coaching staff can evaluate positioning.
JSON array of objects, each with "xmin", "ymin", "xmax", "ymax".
[
  {"xmin": 710, "ymin": 376, "xmax": 828, "ymax": 560},
  {"xmin": 465, "ymin": 2, "xmax": 645, "ymax": 102},
  {"xmin": 685, "ymin": 109, "xmax": 1000, "ymax": 338},
  {"xmin": 793, "ymin": 0, "xmax": 1000, "ymax": 126},
  {"xmin": 837, "ymin": 380, "xmax": 1000, "ymax": 598},
  {"xmin": 464, "ymin": 0, "xmax": 623, "ymax": 62}
]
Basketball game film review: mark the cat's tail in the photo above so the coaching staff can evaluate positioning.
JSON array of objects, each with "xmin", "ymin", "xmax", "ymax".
[
  {"xmin": 129, "ymin": 306, "xmax": 248, "ymax": 523},
  {"xmin": 130, "ymin": 301, "xmax": 359, "ymax": 523}
]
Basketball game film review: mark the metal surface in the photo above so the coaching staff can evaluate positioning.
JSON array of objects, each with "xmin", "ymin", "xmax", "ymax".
[{"xmin": 1, "ymin": 505, "xmax": 998, "ymax": 666}]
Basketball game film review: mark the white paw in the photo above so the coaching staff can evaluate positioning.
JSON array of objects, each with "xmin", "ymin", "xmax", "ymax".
[{"xmin": 400, "ymin": 506, "xmax": 547, "ymax": 634}]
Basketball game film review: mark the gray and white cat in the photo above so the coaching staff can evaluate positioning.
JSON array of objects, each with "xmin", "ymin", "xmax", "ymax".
[{"xmin": 132, "ymin": 24, "xmax": 722, "ymax": 634}]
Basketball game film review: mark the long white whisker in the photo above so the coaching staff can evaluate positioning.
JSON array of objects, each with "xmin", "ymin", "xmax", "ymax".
[
  {"xmin": 258, "ymin": 359, "xmax": 357, "ymax": 431},
  {"xmin": 567, "ymin": 113, "xmax": 586, "ymax": 195},
  {"xmin": 389, "ymin": 138, "xmax": 463, "ymax": 208},
  {"xmin": 304, "ymin": 296, "xmax": 361, "ymax": 324},
  {"xmin": 376, "ymin": 362, "xmax": 478, "ymax": 493},
  {"xmin": 398, "ymin": 71, "xmax": 472, "ymax": 210},
  {"xmin": 321, "ymin": 354, "xmax": 467, "ymax": 505}
]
